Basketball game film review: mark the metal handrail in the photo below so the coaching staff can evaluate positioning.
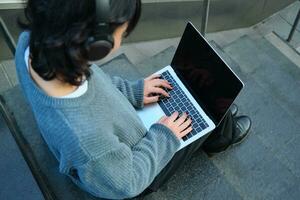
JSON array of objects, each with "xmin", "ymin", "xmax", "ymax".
[
  {"xmin": 0, "ymin": 17, "xmax": 16, "ymax": 56},
  {"xmin": 287, "ymin": 8, "xmax": 300, "ymax": 42},
  {"xmin": 201, "ymin": 0, "xmax": 210, "ymax": 37}
]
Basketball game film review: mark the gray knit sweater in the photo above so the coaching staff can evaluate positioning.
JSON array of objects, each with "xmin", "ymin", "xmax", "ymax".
[{"xmin": 15, "ymin": 32, "xmax": 181, "ymax": 199}]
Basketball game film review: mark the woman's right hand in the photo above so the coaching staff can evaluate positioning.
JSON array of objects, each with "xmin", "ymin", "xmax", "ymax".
[{"xmin": 157, "ymin": 112, "xmax": 193, "ymax": 139}]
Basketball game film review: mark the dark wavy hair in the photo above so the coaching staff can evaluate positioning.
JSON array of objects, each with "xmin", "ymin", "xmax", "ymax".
[{"xmin": 19, "ymin": 0, "xmax": 141, "ymax": 86}]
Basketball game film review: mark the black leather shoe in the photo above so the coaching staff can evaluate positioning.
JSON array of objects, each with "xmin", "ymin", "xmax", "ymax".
[
  {"xmin": 203, "ymin": 115, "xmax": 251, "ymax": 157},
  {"xmin": 232, "ymin": 115, "xmax": 251, "ymax": 146},
  {"xmin": 230, "ymin": 104, "xmax": 238, "ymax": 116}
]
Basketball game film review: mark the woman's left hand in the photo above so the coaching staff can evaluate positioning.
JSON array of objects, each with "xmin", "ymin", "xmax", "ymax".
[{"xmin": 143, "ymin": 74, "xmax": 173, "ymax": 105}]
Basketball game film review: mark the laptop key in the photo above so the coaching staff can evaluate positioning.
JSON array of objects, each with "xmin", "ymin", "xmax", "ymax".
[
  {"xmin": 200, "ymin": 123, "xmax": 208, "ymax": 129},
  {"xmin": 196, "ymin": 127, "xmax": 203, "ymax": 132},
  {"xmin": 182, "ymin": 136, "xmax": 188, "ymax": 141},
  {"xmin": 186, "ymin": 133, "xmax": 192, "ymax": 139}
]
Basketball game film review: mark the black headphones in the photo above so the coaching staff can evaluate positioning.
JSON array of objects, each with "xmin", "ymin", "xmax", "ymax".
[{"xmin": 86, "ymin": 0, "xmax": 114, "ymax": 61}]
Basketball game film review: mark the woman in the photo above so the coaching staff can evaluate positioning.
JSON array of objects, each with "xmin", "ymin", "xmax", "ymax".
[{"xmin": 15, "ymin": 0, "xmax": 251, "ymax": 199}]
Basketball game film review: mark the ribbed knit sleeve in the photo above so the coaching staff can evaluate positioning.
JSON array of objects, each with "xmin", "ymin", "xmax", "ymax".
[
  {"xmin": 111, "ymin": 76, "xmax": 145, "ymax": 109},
  {"xmin": 76, "ymin": 124, "xmax": 180, "ymax": 199}
]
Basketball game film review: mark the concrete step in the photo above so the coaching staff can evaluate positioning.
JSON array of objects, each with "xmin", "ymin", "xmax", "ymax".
[
  {"xmin": 265, "ymin": 32, "xmax": 300, "ymax": 68},
  {"xmin": 278, "ymin": 1, "xmax": 300, "ymax": 33},
  {"xmin": 144, "ymin": 151, "xmax": 241, "ymax": 200},
  {"xmin": 0, "ymin": 59, "xmax": 18, "ymax": 84},
  {"xmin": 208, "ymin": 40, "xmax": 300, "ymax": 199},
  {"xmin": 0, "ymin": 60, "xmax": 17, "ymax": 93},
  {"xmin": 210, "ymin": 74, "xmax": 300, "ymax": 199},
  {"xmin": 135, "ymin": 46, "xmax": 177, "ymax": 77},
  {"xmin": 0, "ymin": 114, "xmax": 44, "ymax": 200},
  {"xmin": 0, "ymin": 64, "xmax": 11, "ymax": 93},
  {"xmin": 252, "ymin": 12, "xmax": 300, "ymax": 50},
  {"xmin": 97, "ymin": 53, "xmax": 142, "ymax": 80},
  {"xmin": 223, "ymin": 35, "xmax": 300, "ymax": 123},
  {"xmin": 211, "ymin": 38, "xmax": 299, "ymax": 150},
  {"xmin": 2, "ymin": 86, "xmax": 100, "ymax": 200}
]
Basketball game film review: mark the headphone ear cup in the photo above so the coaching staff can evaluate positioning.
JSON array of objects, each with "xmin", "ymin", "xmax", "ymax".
[{"xmin": 86, "ymin": 37, "xmax": 113, "ymax": 61}]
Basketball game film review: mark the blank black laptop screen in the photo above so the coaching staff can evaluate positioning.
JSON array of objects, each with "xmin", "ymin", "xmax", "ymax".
[{"xmin": 171, "ymin": 22, "xmax": 243, "ymax": 126}]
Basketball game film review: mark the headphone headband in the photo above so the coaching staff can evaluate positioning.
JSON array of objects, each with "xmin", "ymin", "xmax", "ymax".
[{"xmin": 95, "ymin": 0, "xmax": 110, "ymax": 23}]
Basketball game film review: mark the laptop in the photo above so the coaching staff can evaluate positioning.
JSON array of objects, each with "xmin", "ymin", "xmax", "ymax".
[{"xmin": 137, "ymin": 22, "xmax": 244, "ymax": 150}]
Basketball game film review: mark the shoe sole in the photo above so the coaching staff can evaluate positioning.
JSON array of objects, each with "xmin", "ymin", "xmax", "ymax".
[
  {"xmin": 232, "ymin": 128, "xmax": 251, "ymax": 147},
  {"xmin": 206, "ymin": 129, "xmax": 251, "ymax": 157}
]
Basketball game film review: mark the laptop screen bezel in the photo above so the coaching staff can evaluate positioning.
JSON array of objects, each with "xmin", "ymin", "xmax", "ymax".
[{"xmin": 170, "ymin": 22, "xmax": 244, "ymax": 126}]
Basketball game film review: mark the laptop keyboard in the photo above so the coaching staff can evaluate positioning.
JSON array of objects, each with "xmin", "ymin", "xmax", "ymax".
[{"xmin": 158, "ymin": 71, "xmax": 209, "ymax": 141}]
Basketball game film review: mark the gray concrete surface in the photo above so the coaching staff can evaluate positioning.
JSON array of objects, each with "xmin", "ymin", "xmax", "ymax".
[
  {"xmin": 217, "ymin": 37, "xmax": 300, "ymax": 199},
  {"xmin": 0, "ymin": 114, "xmax": 44, "ymax": 200},
  {"xmin": 278, "ymin": 1, "xmax": 300, "ymax": 32},
  {"xmin": 265, "ymin": 32, "xmax": 300, "ymax": 68}
]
